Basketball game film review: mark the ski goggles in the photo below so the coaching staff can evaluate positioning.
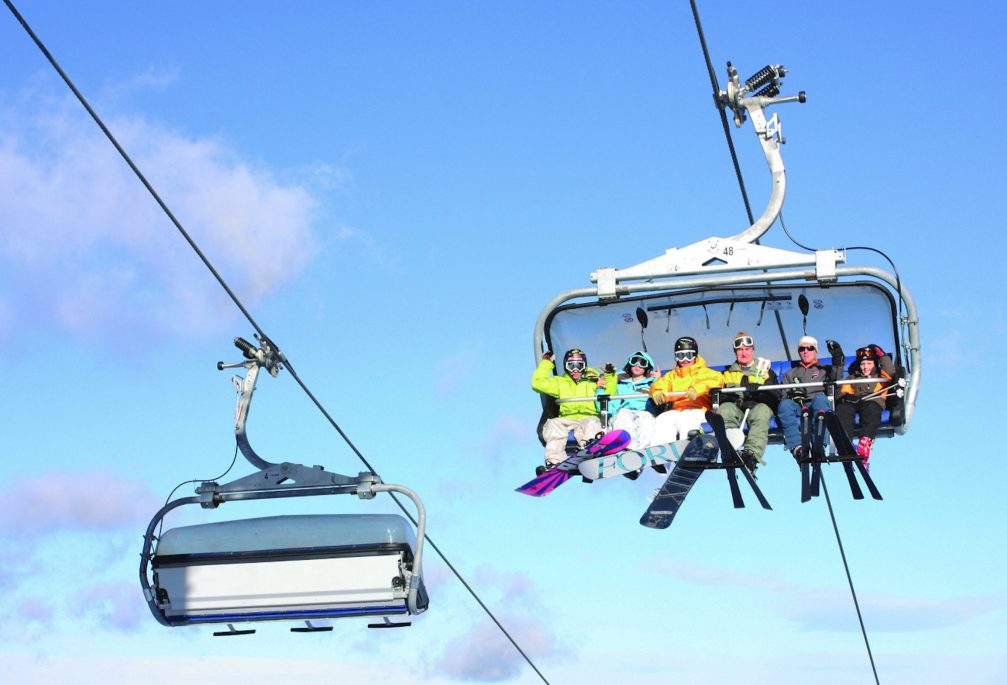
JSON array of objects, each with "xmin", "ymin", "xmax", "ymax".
[
  {"xmin": 628, "ymin": 356, "xmax": 651, "ymax": 368},
  {"xmin": 798, "ymin": 345, "xmax": 816, "ymax": 352},
  {"xmin": 564, "ymin": 360, "xmax": 587, "ymax": 372},
  {"xmin": 674, "ymin": 350, "xmax": 697, "ymax": 362},
  {"xmin": 733, "ymin": 335, "xmax": 754, "ymax": 349}
]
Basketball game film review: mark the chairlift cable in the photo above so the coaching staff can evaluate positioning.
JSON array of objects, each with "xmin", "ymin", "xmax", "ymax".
[
  {"xmin": 689, "ymin": 2, "xmax": 881, "ymax": 680},
  {"xmin": 820, "ymin": 475, "xmax": 882, "ymax": 685},
  {"xmin": 688, "ymin": 0, "xmax": 793, "ymax": 362},
  {"xmin": 688, "ymin": 0, "xmax": 756, "ymax": 226},
  {"xmin": 6, "ymin": 4, "xmax": 552, "ymax": 680},
  {"xmin": 3, "ymin": 0, "xmax": 269, "ymax": 346}
]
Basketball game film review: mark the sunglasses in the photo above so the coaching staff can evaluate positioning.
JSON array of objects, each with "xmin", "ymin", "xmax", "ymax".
[
  {"xmin": 733, "ymin": 336, "xmax": 754, "ymax": 349},
  {"xmin": 628, "ymin": 356, "xmax": 651, "ymax": 368},
  {"xmin": 565, "ymin": 360, "xmax": 586, "ymax": 372},
  {"xmin": 674, "ymin": 350, "xmax": 697, "ymax": 362},
  {"xmin": 798, "ymin": 346, "xmax": 816, "ymax": 352}
]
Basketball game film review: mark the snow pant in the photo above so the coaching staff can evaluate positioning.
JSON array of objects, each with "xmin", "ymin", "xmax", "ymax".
[
  {"xmin": 541, "ymin": 416, "xmax": 603, "ymax": 466},
  {"xmin": 835, "ymin": 400, "xmax": 882, "ymax": 440},
  {"xmin": 718, "ymin": 402, "xmax": 773, "ymax": 462},
  {"xmin": 650, "ymin": 408, "xmax": 706, "ymax": 446},
  {"xmin": 777, "ymin": 395, "xmax": 831, "ymax": 450},
  {"xmin": 611, "ymin": 408, "xmax": 657, "ymax": 450}
]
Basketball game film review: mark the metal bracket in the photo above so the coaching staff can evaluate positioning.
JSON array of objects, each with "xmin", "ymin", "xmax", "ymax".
[{"xmin": 592, "ymin": 238, "xmax": 845, "ymax": 289}]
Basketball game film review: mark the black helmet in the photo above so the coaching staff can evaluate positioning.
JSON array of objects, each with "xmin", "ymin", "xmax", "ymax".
[
  {"xmin": 564, "ymin": 348, "xmax": 587, "ymax": 363},
  {"xmin": 674, "ymin": 336, "xmax": 698, "ymax": 353},
  {"xmin": 563, "ymin": 348, "xmax": 588, "ymax": 374}
]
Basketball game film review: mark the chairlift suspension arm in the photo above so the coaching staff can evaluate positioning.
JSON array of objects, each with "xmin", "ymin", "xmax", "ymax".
[{"xmin": 217, "ymin": 336, "xmax": 283, "ymax": 470}]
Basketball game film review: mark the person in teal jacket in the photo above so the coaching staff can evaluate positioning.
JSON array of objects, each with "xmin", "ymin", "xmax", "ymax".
[
  {"xmin": 598, "ymin": 350, "xmax": 660, "ymax": 449},
  {"xmin": 532, "ymin": 348, "xmax": 608, "ymax": 469}
]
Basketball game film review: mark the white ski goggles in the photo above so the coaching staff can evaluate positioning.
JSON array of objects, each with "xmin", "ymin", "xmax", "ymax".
[
  {"xmin": 733, "ymin": 335, "xmax": 754, "ymax": 349},
  {"xmin": 674, "ymin": 350, "xmax": 697, "ymax": 362},
  {"xmin": 564, "ymin": 360, "xmax": 586, "ymax": 372}
]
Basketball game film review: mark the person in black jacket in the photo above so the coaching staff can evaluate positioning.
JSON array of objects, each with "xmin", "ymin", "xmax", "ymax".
[{"xmin": 776, "ymin": 335, "xmax": 843, "ymax": 460}]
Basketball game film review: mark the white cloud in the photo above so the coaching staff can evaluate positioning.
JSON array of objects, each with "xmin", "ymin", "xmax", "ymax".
[
  {"xmin": 0, "ymin": 470, "xmax": 158, "ymax": 535},
  {"xmin": 79, "ymin": 580, "xmax": 146, "ymax": 631},
  {"xmin": 426, "ymin": 566, "xmax": 562, "ymax": 682},
  {"xmin": 0, "ymin": 90, "xmax": 320, "ymax": 344},
  {"xmin": 651, "ymin": 558, "xmax": 1004, "ymax": 633},
  {"xmin": 430, "ymin": 614, "xmax": 560, "ymax": 682}
]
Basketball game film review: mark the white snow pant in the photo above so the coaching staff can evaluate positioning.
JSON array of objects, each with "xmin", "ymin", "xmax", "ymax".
[
  {"xmin": 611, "ymin": 408, "xmax": 657, "ymax": 450},
  {"xmin": 650, "ymin": 409, "xmax": 706, "ymax": 446},
  {"xmin": 541, "ymin": 416, "xmax": 603, "ymax": 466}
]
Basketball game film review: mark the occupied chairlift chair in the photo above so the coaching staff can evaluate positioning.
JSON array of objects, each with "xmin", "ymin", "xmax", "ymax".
[
  {"xmin": 139, "ymin": 336, "xmax": 429, "ymax": 633},
  {"xmin": 533, "ymin": 63, "xmax": 920, "ymax": 446}
]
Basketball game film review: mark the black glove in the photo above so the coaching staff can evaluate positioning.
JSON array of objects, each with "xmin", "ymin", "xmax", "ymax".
[
  {"xmin": 710, "ymin": 388, "xmax": 722, "ymax": 406},
  {"xmin": 788, "ymin": 388, "xmax": 807, "ymax": 401},
  {"xmin": 826, "ymin": 339, "xmax": 845, "ymax": 368}
]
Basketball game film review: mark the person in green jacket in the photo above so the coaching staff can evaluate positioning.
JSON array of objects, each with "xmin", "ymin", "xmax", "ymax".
[
  {"xmin": 718, "ymin": 331, "xmax": 780, "ymax": 473},
  {"xmin": 532, "ymin": 348, "xmax": 610, "ymax": 470}
]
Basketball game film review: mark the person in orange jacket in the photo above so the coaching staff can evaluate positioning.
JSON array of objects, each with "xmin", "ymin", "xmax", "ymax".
[
  {"xmin": 649, "ymin": 336, "xmax": 723, "ymax": 445},
  {"xmin": 835, "ymin": 344, "xmax": 896, "ymax": 467}
]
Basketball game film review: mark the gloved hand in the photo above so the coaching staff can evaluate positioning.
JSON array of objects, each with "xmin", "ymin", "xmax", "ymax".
[
  {"xmin": 686, "ymin": 387, "xmax": 698, "ymax": 402},
  {"xmin": 604, "ymin": 362, "xmax": 616, "ymax": 374},
  {"xmin": 652, "ymin": 390, "xmax": 667, "ymax": 405},
  {"xmin": 710, "ymin": 388, "xmax": 722, "ymax": 406},
  {"xmin": 826, "ymin": 339, "xmax": 845, "ymax": 367},
  {"xmin": 755, "ymin": 357, "xmax": 771, "ymax": 376},
  {"xmin": 788, "ymin": 388, "xmax": 807, "ymax": 401}
]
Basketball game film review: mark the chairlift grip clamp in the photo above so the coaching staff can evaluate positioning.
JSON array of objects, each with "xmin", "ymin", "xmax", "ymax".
[
  {"xmin": 196, "ymin": 480, "xmax": 223, "ymax": 509},
  {"xmin": 355, "ymin": 471, "xmax": 381, "ymax": 499}
]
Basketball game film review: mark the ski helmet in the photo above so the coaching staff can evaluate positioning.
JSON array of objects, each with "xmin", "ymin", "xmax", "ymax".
[
  {"xmin": 563, "ymin": 348, "xmax": 587, "ymax": 374},
  {"xmin": 855, "ymin": 346, "xmax": 877, "ymax": 363},
  {"xmin": 624, "ymin": 350, "xmax": 655, "ymax": 374},
  {"xmin": 674, "ymin": 336, "xmax": 698, "ymax": 353}
]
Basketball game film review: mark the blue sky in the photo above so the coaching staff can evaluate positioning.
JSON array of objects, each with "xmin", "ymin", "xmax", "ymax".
[{"xmin": 1, "ymin": 2, "xmax": 1005, "ymax": 683}]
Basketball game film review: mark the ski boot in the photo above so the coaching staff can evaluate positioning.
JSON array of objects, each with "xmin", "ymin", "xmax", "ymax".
[
  {"xmin": 857, "ymin": 436, "xmax": 874, "ymax": 472},
  {"xmin": 790, "ymin": 445, "xmax": 805, "ymax": 467},
  {"xmin": 739, "ymin": 448, "xmax": 760, "ymax": 474}
]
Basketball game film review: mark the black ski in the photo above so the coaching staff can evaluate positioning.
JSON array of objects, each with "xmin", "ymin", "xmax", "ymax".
[
  {"xmin": 799, "ymin": 405, "xmax": 813, "ymax": 502},
  {"xmin": 705, "ymin": 411, "xmax": 772, "ymax": 511},
  {"xmin": 823, "ymin": 411, "xmax": 882, "ymax": 501},
  {"xmin": 810, "ymin": 410, "xmax": 827, "ymax": 498},
  {"xmin": 639, "ymin": 434, "xmax": 719, "ymax": 529}
]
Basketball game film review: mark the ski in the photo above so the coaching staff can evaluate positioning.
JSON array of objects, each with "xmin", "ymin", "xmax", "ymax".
[
  {"xmin": 810, "ymin": 410, "xmax": 827, "ymax": 498},
  {"xmin": 822, "ymin": 411, "xmax": 882, "ymax": 501},
  {"xmin": 639, "ymin": 434, "xmax": 719, "ymax": 529},
  {"xmin": 516, "ymin": 429, "xmax": 631, "ymax": 497},
  {"xmin": 799, "ymin": 406, "xmax": 813, "ymax": 502},
  {"xmin": 705, "ymin": 411, "xmax": 772, "ymax": 511}
]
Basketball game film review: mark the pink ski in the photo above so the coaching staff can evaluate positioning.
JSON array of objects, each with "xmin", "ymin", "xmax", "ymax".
[{"xmin": 516, "ymin": 429, "xmax": 631, "ymax": 497}]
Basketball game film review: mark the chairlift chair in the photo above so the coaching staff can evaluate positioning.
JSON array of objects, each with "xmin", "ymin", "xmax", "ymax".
[
  {"xmin": 533, "ymin": 62, "xmax": 920, "ymax": 445},
  {"xmin": 139, "ymin": 336, "xmax": 429, "ymax": 631}
]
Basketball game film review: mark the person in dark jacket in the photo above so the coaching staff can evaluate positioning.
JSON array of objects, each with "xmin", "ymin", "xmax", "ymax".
[
  {"xmin": 776, "ymin": 335, "xmax": 840, "ymax": 459},
  {"xmin": 835, "ymin": 344, "xmax": 897, "ymax": 467}
]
